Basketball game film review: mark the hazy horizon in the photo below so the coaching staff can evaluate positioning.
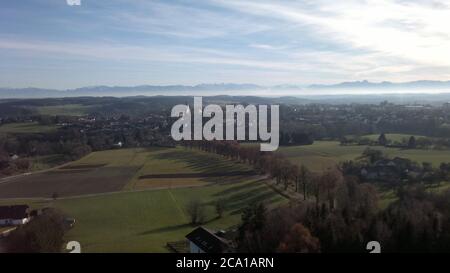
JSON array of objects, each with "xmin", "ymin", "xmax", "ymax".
[{"xmin": 4, "ymin": 86, "xmax": 450, "ymax": 99}]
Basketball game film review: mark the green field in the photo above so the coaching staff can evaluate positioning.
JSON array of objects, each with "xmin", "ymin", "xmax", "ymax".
[
  {"xmin": 279, "ymin": 141, "xmax": 450, "ymax": 172},
  {"xmin": 72, "ymin": 147, "xmax": 152, "ymax": 168},
  {"xmin": 0, "ymin": 146, "xmax": 287, "ymax": 252},
  {"xmin": 0, "ymin": 147, "xmax": 261, "ymax": 198},
  {"xmin": 0, "ymin": 178, "xmax": 286, "ymax": 252},
  {"xmin": 0, "ymin": 122, "xmax": 58, "ymax": 134},
  {"xmin": 63, "ymin": 179, "xmax": 285, "ymax": 252},
  {"xmin": 125, "ymin": 147, "xmax": 253, "ymax": 190},
  {"xmin": 60, "ymin": 146, "xmax": 255, "ymax": 191}
]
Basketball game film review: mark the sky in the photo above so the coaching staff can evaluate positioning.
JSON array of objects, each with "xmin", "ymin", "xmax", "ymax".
[{"xmin": 1, "ymin": 0, "xmax": 450, "ymax": 89}]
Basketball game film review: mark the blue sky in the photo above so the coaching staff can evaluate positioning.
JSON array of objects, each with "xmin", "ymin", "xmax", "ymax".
[{"xmin": 1, "ymin": 0, "xmax": 450, "ymax": 89}]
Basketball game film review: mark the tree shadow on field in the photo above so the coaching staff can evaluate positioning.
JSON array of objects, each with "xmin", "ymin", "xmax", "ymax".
[
  {"xmin": 152, "ymin": 150, "xmax": 247, "ymax": 174},
  {"xmin": 137, "ymin": 223, "xmax": 192, "ymax": 236},
  {"xmin": 137, "ymin": 218, "xmax": 216, "ymax": 236},
  {"xmin": 210, "ymin": 178, "xmax": 264, "ymax": 195},
  {"xmin": 226, "ymin": 189, "xmax": 280, "ymax": 214},
  {"xmin": 206, "ymin": 179, "xmax": 284, "ymax": 215},
  {"xmin": 196, "ymin": 174, "xmax": 256, "ymax": 185}
]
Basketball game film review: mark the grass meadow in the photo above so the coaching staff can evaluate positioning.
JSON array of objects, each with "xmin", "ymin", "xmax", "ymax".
[
  {"xmin": 0, "ymin": 146, "xmax": 286, "ymax": 252},
  {"xmin": 278, "ymin": 141, "xmax": 450, "ymax": 172},
  {"xmin": 0, "ymin": 178, "xmax": 286, "ymax": 252}
]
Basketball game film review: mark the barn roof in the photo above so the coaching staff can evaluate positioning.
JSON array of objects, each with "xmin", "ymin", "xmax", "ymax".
[
  {"xmin": 185, "ymin": 226, "xmax": 230, "ymax": 253},
  {"xmin": 0, "ymin": 205, "xmax": 30, "ymax": 220}
]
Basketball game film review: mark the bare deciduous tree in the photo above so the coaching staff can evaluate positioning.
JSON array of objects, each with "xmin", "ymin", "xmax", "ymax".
[
  {"xmin": 277, "ymin": 223, "xmax": 320, "ymax": 253},
  {"xmin": 215, "ymin": 199, "xmax": 226, "ymax": 218},
  {"xmin": 186, "ymin": 199, "xmax": 206, "ymax": 225}
]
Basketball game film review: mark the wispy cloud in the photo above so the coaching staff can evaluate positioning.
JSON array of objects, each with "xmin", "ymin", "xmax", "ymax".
[
  {"xmin": 66, "ymin": 0, "xmax": 81, "ymax": 6},
  {"xmin": 214, "ymin": 0, "xmax": 450, "ymax": 67},
  {"xmin": 2, "ymin": 0, "xmax": 450, "ymax": 88}
]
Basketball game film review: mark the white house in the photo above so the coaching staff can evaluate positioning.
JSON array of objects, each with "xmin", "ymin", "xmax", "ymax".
[{"xmin": 0, "ymin": 205, "xmax": 31, "ymax": 226}]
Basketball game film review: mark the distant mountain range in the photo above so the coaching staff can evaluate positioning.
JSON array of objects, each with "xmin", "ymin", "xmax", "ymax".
[
  {"xmin": 0, "ymin": 84, "xmax": 264, "ymax": 98},
  {"xmin": 309, "ymin": 80, "xmax": 450, "ymax": 89},
  {"xmin": 2, "ymin": 81, "xmax": 450, "ymax": 98}
]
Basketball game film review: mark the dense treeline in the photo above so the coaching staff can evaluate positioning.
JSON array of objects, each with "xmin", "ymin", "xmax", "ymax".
[{"xmin": 238, "ymin": 185, "xmax": 450, "ymax": 252}]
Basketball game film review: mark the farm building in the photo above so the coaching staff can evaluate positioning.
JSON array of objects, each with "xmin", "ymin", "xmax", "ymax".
[
  {"xmin": 0, "ymin": 205, "xmax": 31, "ymax": 226},
  {"xmin": 185, "ymin": 226, "xmax": 232, "ymax": 253}
]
